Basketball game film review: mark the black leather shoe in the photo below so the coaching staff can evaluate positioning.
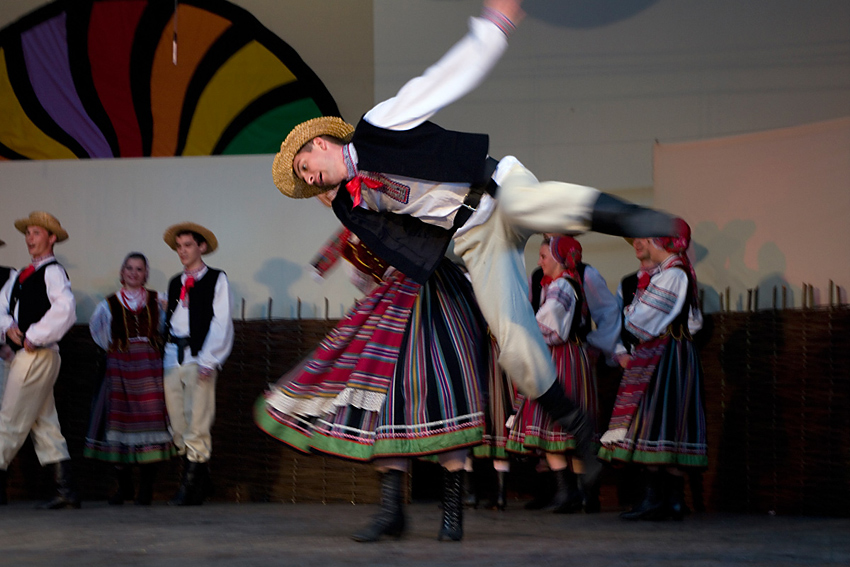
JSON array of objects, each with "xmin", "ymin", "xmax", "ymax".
[{"xmin": 39, "ymin": 461, "xmax": 81, "ymax": 510}]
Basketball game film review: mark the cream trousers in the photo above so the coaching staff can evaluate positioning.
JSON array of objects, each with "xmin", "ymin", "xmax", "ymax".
[
  {"xmin": 453, "ymin": 161, "xmax": 599, "ymax": 399},
  {"xmin": 164, "ymin": 363, "xmax": 217, "ymax": 463},
  {"xmin": 0, "ymin": 349, "xmax": 70, "ymax": 469}
]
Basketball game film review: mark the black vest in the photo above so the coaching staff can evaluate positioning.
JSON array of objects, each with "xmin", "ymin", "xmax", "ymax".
[
  {"xmin": 166, "ymin": 269, "xmax": 222, "ymax": 356},
  {"xmin": 8, "ymin": 261, "xmax": 65, "ymax": 350},
  {"xmin": 332, "ymin": 120, "xmax": 491, "ymax": 285},
  {"xmin": 0, "ymin": 266, "xmax": 12, "ymax": 290}
]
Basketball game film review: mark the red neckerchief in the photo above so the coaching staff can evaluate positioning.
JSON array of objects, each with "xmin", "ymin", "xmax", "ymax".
[
  {"xmin": 18, "ymin": 264, "xmax": 35, "ymax": 283},
  {"xmin": 345, "ymin": 175, "xmax": 382, "ymax": 208}
]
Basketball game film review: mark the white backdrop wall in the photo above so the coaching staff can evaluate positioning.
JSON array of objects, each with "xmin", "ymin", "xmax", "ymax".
[{"xmin": 1, "ymin": 0, "xmax": 849, "ymax": 321}]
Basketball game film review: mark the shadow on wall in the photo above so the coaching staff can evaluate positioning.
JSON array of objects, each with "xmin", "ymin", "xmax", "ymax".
[
  {"xmin": 693, "ymin": 220, "xmax": 792, "ymax": 312},
  {"xmin": 245, "ymin": 257, "xmax": 304, "ymax": 319},
  {"xmin": 524, "ymin": 0, "xmax": 660, "ymax": 28}
]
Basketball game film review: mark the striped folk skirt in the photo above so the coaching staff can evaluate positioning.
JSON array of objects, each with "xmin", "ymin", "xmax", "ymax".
[
  {"xmin": 256, "ymin": 261, "xmax": 489, "ymax": 462},
  {"xmin": 472, "ymin": 337, "xmax": 519, "ymax": 461},
  {"xmin": 506, "ymin": 341, "xmax": 596, "ymax": 455},
  {"xmin": 597, "ymin": 337, "xmax": 708, "ymax": 468},
  {"xmin": 84, "ymin": 341, "xmax": 175, "ymax": 463}
]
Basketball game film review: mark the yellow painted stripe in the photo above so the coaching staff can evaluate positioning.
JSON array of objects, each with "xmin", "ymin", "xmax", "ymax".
[
  {"xmin": 0, "ymin": 48, "xmax": 76, "ymax": 160},
  {"xmin": 182, "ymin": 41, "xmax": 296, "ymax": 156}
]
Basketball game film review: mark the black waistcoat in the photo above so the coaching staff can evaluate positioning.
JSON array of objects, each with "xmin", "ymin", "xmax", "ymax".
[
  {"xmin": 8, "ymin": 261, "xmax": 65, "ymax": 349},
  {"xmin": 333, "ymin": 120, "xmax": 491, "ymax": 284},
  {"xmin": 166, "ymin": 269, "xmax": 221, "ymax": 356}
]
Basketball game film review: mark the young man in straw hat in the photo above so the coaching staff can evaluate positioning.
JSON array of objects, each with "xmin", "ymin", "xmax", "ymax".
[
  {"xmin": 162, "ymin": 222, "xmax": 233, "ymax": 505},
  {"xmin": 0, "ymin": 212, "xmax": 80, "ymax": 508},
  {"xmin": 274, "ymin": 0, "xmax": 686, "ymax": 482}
]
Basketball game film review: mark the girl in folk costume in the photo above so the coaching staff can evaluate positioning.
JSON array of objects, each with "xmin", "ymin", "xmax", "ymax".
[
  {"xmin": 506, "ymin": 235, "xmax": 598, "ymax": 513},
  {"xmin": 86, "ymin": 253, "xmax": 175, "ymax": 505},
  {"xmin": 256, "ymin": 216, "xmax": 490, "ymax": 542},
  {"xmin": 598, "ymin": 220, "xmax": 707, "ymax": 521}
]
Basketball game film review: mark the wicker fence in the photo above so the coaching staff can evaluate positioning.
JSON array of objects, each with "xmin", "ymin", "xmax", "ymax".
[{"xmin": 4, "ymin": 305, "xmax": 849, "ymax": 516}]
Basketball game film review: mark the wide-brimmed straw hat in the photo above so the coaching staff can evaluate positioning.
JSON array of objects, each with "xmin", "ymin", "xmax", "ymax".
[
  {"xmin": 163, "ymin": 222, "xmax": 218, "ymax": 254},
  {"xmin": 272, "ymin": 116, "xmax": 355, "ymax": 199},
  {"xmin": 14, "ymin": 211, "xmax": 68, "ymax": 242}
]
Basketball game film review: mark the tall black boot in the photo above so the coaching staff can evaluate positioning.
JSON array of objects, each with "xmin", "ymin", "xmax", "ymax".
[
  {"xmin": 351, "ymin": 469, "xmax": 406, "ymax": 542},
  {"xmin": 580, "ymin": 473, "xmax": 601, "ymax": 514},
  {"xmin": 135, "ymin": 464, "xmax": 157, "ymax": 506},
  {"xmin": 590, "ymin": 193, "xmax": 679, "ymax": 238},
  {"xmin": 0, "ymin": 469, "xmax": 7, "ymax": 505},
  {"xmin": 493, "ymin": 470, "xmax": 508, "ymax": 511},
  {"xmin": 169, "ymin": 458, "xmax": 199, "ymax": 506},
  {"xmin": 535, "ymin": 382, "xmax": 602, "ymax": 487},
  {"xmin": 438, "ymin": 469, "xmax": 463, "ymax": 542},
  {"xmin": 666, "ymin": 472, "xmax": 687, "ymax": 521},
  {"xmin": 190, "ymin": 462, "xmax": 211, "ymax": 505},
  {"xmin": 620, "ymin": 469, "xmax": 665, "ymax": 521},
  {"xmin": 549, "ymin": 468, "xmax": 582, "ymax": 514},
  {"xmin": 524, "ymin": 469, "xmax": 554, "ymax": 510},
  {"xmin": 461, "ymin": 469, "xmax": 478, "ymax": 508},
  {"xmin": 108, "ymin": 465, "xmax": 135, "ymax": 506},
  {"xmin": 39, "ymin": 460, "xmax": 81, "ymax": 509}
]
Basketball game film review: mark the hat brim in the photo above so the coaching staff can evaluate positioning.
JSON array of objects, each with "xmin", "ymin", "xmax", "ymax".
[
  {"xmin": 163, "ymin": 222, "xmax": 218, "ymax": 254},
  {"xmin": 14, "ymin": 212, "xmax": 68, "ymax": 242},
  {"xmin": 272, "ymin": 116, "xmax": 354, "ymax": 199}
]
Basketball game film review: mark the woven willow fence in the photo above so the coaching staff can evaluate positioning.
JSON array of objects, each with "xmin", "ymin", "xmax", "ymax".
[{"xmin": 5, "ymin": 303, "xmax": 849, "ymax": 516}]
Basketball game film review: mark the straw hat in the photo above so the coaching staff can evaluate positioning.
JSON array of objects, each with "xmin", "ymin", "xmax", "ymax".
[
  {"xmin": 272, "ymin": 116, "xmax": 355, "ymax": 199},
  {"xmin": 14, "ymin": 211, "xmax": 68, "ymax": 242},
  {"xmin": 163, "ymin": 222, "xmax": 218, "ymax": 254}
]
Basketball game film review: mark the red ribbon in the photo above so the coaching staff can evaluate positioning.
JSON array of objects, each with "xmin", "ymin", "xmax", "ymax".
[
  {"xmin": 637, "ymin": 271, "xmax": 652, "ymax": 290},
  {"xmin": 345, "ymin": 175, "xmax": 382, "ymax": 208},
  {"xmin": 180, "ymin": 276, "xmax": 195, "ymax": 302},
  {"xmin": 18, "ymin": 264, "xmax": 35, "ymax": 284}
]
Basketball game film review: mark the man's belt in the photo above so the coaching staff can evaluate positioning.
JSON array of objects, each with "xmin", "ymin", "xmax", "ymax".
[
  {"xmin": 168, "ymin": 334, "xmax": 191, "ymax": 365},
  {"xmin": 453, "ymin": 157, "xmax": 500, "ymax": 231}
]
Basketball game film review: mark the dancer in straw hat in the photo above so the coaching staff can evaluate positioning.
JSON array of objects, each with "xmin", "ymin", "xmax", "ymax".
[
  {"xmin": 274, "ymin": 0, "xmax": 686, "ymax": 491},
  {"xmin": 162, "ymin": 222, "xmax": 233, "ymax": 505},
  {"xmin": 0, "ymin": 211, "xmax": 80, "ymax": 508}
]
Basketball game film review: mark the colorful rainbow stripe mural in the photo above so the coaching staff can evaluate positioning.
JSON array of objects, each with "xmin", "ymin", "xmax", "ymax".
[{"xmin": 0, "ymin": 0, "xmax": 340, "ymax": 160}]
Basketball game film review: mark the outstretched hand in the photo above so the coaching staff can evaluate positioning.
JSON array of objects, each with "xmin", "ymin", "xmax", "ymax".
[{"xmin": 484, "ymin": 0, "xmax": 525, "ymax": 26}]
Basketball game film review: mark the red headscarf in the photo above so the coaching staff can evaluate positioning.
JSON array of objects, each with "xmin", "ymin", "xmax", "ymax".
[
  {"xmin": 652, "ymin": 219, "xmax": 699, "ymax": 300},
  {"xmin": 549, "ymin": 235, "xmax": 582, "ymax": 282}
]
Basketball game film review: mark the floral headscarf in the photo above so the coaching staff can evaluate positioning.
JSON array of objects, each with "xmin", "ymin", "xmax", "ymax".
[{"xmin": 549, "ymin": 235, "xmax": 582, "ymax": 282}]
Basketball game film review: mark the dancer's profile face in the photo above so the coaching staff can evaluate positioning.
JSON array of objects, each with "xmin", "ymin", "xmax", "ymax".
[{"xmin": 538, "ymin": 243, "xmax": 563, "ymax": 279}]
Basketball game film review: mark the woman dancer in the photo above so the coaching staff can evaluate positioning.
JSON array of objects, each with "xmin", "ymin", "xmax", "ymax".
[
  {"xmin": 598, "ymin": 222, "xmax": 707, "ymax": 520},
  {"xmin": 507, "ymin": 236, "xmax": 597, "ymax": 513},
  {"xmin": 256, "ymin": 224, "xmax": 489, "ymax": 542},
  {"xmin": 86, "ymin": 252, "xmax": 175, "ymax": 504}
]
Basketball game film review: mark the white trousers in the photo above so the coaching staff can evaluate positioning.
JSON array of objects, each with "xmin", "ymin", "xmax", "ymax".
[
  {"xmin": 163, "ymin": 363, "xmax": 217, "ymax": 463},
  {"xmin": 0, "ymin": 349, "xmax": 70, "ymax": 469},
  {"xmin": 453, "ymin": 161, "xmax": 599, "ymax": 399}
]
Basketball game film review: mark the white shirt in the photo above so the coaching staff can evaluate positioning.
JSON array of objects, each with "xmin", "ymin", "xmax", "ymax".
[
  {"xmin": 582, "ymin": 264, "xmax": 622, "ymax": 356},
  {"xmin": 351, "ymin": 13, "xmax": 514, "ymax": 237},
  {"xmin": 536, "ymin": 277, "xmax": 577, "ymax": 346},
  {"xmin": 0, "ymin": 256, "xmax": 76, "ymax": 352},
  {"xmin": 163, "ymin": 267, "xmax": 234, "ymax": 371}
]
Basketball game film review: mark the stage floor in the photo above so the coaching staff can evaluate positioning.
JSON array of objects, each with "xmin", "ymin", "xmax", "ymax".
[{"xmin": 1, "ymin": 501, "xmax": 847, "ymax": 566}]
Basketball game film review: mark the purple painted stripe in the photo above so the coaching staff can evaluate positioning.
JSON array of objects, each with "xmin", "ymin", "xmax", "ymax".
[{"xmin": 21, "ymin": 13, "xmax": 112, "ymax": 158}]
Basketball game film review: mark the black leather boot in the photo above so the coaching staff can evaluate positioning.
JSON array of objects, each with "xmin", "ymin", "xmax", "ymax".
[
  {"xmin": 461, "ymin": 469, "xmax": 478, "ymax": 508},
  {"xmin": 590, "ymin": 193, "xmax": 678, "ymax": 238},
  {"xmin": 493, "ymin": 470, "xmax": 508, "ymax": 511},
  {"xmin": 135, "ymin": 464, "xmax": 156, "ymax": 506},
  {"xmin": 524, "ymin": 469, "xmax": 554, "ymax": 510},
  {"xmin": 620, "ymin": 469, "xmax": 665, "ymax": 520},
  {"xmin": 580, "ymin": 473, "xmax": 601, "ymax": 514},
  {"xmin": 666, "ymin": 472, "xmax": 687, "ymax": 521},
  {"xmin": 39, "ymin": 460, "xmax": 81, "ymax": 509},
  {"xmin": 169, "ymin": 458, "xmax": 199, "ymax": 506},
  {"xmin": 534, "ymin": 382, "xmax": 602, "ymax": 488},
  {"xmin": 351, "ymin": 469, "xmax": 406, "ymax": 542},
  {"xmin": 438, "ymin": 469, "xmax": 463, "ymax": 542},
  {"xmin": 0, "ymin": 469, "xmax": 7, "ymax": 505},
  {"xmin": 549, "ymin": 469, "xmax": 582, "ymax": 514},
  {"xmin": 108, "ymin": 466, "xmax": 135, "ymax": 505}
]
